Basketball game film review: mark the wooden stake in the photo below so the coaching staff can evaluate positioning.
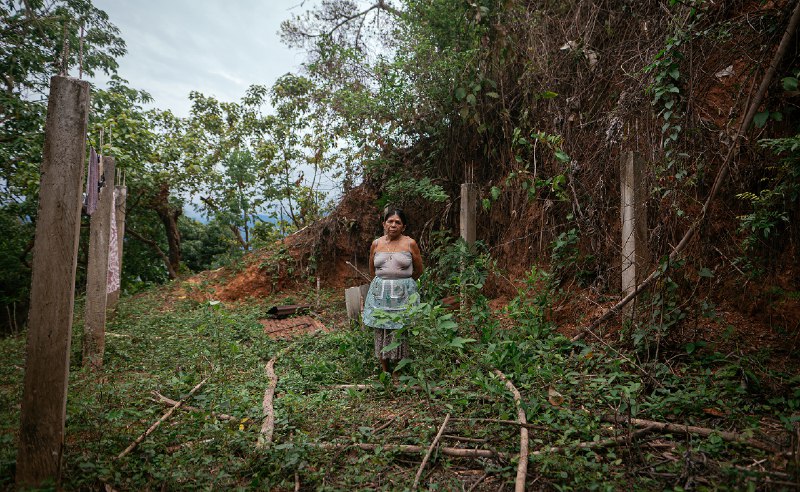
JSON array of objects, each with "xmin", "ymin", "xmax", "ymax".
[
  {"xmin": 16, "ymin": 75, "xmax": 90, "ymax": 487},
  {"xmin": 413, "ymin": 413, "xmax": 450, "ymax": 490},
  {"xmin": 494, "ymin": 369, "xmax": 529, "ymax": 492},
  {"xmin": 117, "ymin": 378, "xmax": 207, "ymax": 459}
]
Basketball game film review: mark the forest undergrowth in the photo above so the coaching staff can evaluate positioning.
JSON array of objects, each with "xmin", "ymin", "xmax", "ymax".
[{"xmin": 1, "ymin": 245, "xmax": 799, "ymax": 491}]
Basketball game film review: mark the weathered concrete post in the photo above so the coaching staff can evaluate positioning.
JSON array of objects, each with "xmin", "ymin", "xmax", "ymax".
[
  {"xmin": 620, "ymin": 151, "xmax": 648, "ymax": 313},
  {"xmin": 106, "ymin": 185, "xmax": 127, "ymax": 310},
  {"xmin": 460, "ymin": 183, "xmax": 478, "ymax": 244},
  {"xmin": 459, "ymin": 182, "xmax": 478, "ymax": 316},
  {"xmin": 16, "ymin": 76, "xmax": 89, "ymax": 487},
  {"xmin": 83, "ymin": 157, "xmax": 115, "ymax": 369}
]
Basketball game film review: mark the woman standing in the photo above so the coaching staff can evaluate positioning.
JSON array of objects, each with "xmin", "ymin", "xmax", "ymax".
[{"xmin": 362, "ymin": 209, "xmax": 424, "ymax": 374}]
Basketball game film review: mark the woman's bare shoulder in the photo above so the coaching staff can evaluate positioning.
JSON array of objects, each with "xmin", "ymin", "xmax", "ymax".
[{"xmin": 404, "ymin": 236, "xmax": 419, "ymax": 250}]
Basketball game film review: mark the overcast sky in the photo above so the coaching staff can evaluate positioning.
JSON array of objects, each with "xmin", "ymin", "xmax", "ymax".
[{"xmin": 92, "ymin": 0, "xmax": 307, "ymax": 117}]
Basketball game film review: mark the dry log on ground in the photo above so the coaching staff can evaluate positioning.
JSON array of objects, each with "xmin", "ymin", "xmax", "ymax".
[
  {"xmin": 603, "ymin": 415, "xmax": 779, "ymax": 453},
  {"xmin": 257, "ymin": 344, "xmax": 296, "ymax": 448},
  {"xmin": 117, "ymin": 378, "xmax": 207, "ymax": 459},
  {"xmin": 493, "ymin": 369, "xmax": 529, "ymax": 492},
  {"xmin": 413, "ymin": 413, "xmax": 450, "ymax": 490}
]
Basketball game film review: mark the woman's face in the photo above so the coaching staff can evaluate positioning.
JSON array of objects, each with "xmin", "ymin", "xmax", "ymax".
[{"xmin": 383, "ymin": 214, "xmax": 405, "ymax": 238}]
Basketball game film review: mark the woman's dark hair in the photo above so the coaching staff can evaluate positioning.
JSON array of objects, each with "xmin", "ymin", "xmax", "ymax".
[{"xmin": 383, "ymin": 208, "xmax": 408, "ymax": 226}]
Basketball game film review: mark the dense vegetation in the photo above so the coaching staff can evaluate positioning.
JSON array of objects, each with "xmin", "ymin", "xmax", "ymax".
[
  {"xmin": 1, "ymin": 0, "xmax": 799, "ymax": 489},
  {"xmin": 1, "ymin": 262, "xmax": 797, "ymax": 489}
]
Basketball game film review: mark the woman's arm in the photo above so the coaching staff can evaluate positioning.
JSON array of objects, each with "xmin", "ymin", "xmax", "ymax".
[
  {"xmin": 409, "ymin": 238, "xmax": 424, "ymax": 280},
  {"xmin": 368, "ymin": 239, "xmax": 377, "ymax": 278}
]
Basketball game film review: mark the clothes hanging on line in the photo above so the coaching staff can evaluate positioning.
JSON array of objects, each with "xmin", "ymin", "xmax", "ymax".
[{"xmin": 107, "ymin": 188, "xmax": 120, "ymax": 294}]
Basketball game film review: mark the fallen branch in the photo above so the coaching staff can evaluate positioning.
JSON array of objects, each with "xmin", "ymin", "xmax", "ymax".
[
  {"xmin": 152, "ymin": 391, "xmax": 239, "ymax": 422},
  {"xmin": 529, "ymin": 426, "xmax": 654, "ymax": 456},
  {"xmin": 257, "ymin": 344, "xmax": 296, "ymax": 448},
  {"xmin": 372, "ymin": 411, "xmax": 409, "ymax": 435},
  {"xmin": 572, "ymin": 0, "xmax": 800, "ymax": 342},
  {"xmin": 443, "ymin": 435, "xmax": 488, "ymax": 443},
  {"xmin": 308, "ymin": 428, "xmax": 656, "ymax": 465},
  {"xmin": 466, "ymin": 472, "xmax": 489, "ymax": 492},
  {"xmin": 165, "ymin": 438, "xmax": 214, "ymax": 454},
  {"xmin": 603, "ymin": 415, "xmax": 779, "ymax": 453},
  {"xmin": 450, "ymin": 417, "xmax": 551, "ymax": 432},
  {"xmin": 117, "ymin": 378, "xmax": 207, "ymax": 459},
  {"xmin": 493, "ymin": 370, "xmax": 528, "ymax": 492},
  {"xmin": 413, "ymin": 413, "xmax": 450, "ymax": 490},
  {"xmin": 309, "ymin": 442, "xmax": 504, "ymax": 459},
  {"xmin": 326, "ymin": 383, "xmax": 446, "ymax": 391},
  {"xmin": 327, "ymin": 384, "xmax": 375, "ymax": 390}
]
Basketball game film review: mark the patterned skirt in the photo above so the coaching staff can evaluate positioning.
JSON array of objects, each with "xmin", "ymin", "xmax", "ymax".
[
  {"xmin": 373, "ymin": 328, "xmax": 408, "ymax": 361},
  {"xmin": 362, "ymin": 276, "xmax": 418, "ymax": 360}
]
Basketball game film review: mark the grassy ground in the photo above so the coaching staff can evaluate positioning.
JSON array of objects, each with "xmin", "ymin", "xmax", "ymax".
[{"xmin": 0, "ymin": 280, "xmax": 798, "ymax": 490}]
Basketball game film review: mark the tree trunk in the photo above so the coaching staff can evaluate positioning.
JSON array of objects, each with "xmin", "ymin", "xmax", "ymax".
[{"xmin": 152, "ymin": 184, "xmax": 182, "ymax": 279}]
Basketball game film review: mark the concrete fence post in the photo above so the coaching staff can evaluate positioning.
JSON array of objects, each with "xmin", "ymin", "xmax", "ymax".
[
  {"xmin": 82, "ymin": 157, "xmax": 115, "ymax": 369},
  {"xmin": 16, "ymin": 76, "xmax": 90, "ymax": 487},
  {"xmin": 620, "ymin": 151, "xmax": 648, "ymax": 315}
]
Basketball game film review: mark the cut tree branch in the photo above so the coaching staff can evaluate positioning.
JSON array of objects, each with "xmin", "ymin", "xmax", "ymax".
[
  {"xmin": 117, "ymin": 378, "xmax": 207, "ymax": 459},
  {"xmin": 257, "ymin": 344, "xmax": 297, "ymax": 448},
  {"xmin": 572, "ymin": 0, "xmax": 800, "ymax": 342},
  {"xmin": 493, "ymin": 370, "xmax": 529, "ymax": 492},
  {"xmin": 603, "ymin": 415, "xmax": 780, "ymax": 453},
  {"xmin": 152, "ymin": 391, "xmax": 239, "ymax": 422},
  {"xmin": 412, "ymin": 413, "xmax": 450, "ymax": 491}
]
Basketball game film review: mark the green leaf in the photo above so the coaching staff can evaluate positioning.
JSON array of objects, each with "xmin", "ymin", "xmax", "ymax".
[
  {"xmin": 698, "ymin": 267, "xmax": 713, "ymax": 278},
  {"xmin": 449, "ymin": 337, "xmax": 476, "ymax": 349},
  {"xmin": 482, "ymin": 198, "xmax": 491, "ymax": 210},
  {"xmin": 466, "ymin": 94, "xmax": 477, "ymax": 105},
  {"xmin": 486, "ymin": 91, "xmax": 500, "ymax": 98},
  {"xmin": 771, "ymin": 111, "xmax": 783, "ymax": 122},
  {"xmin": 539, "ymin": 91, "xmax": 558, "ymax": 99},
  {"xmin": 394, "ymin": 358, "xmax": 412, "ymax": 371},
  {"xmin": 753, "ymin": 111, "xmax": 769, "ymax": 128},
  {"xmin": 554, "ymin": 150, "xmax": 570, "ymax": 163},
  {"xmin": 782, "ymin": 77, "xmax": 798, "ymax": 92},
  {"xmin": 381, "ymin": 340, "xmax": 402, "ymax": 353},
  {"xmin": 669, "ymin": 67, "xmax": 680, "ymax": 80},
  {"xmin": 455, "ymin": 87, "xmax": 467, "ymax": 100},
  {"xmin": 490, "ymin": 186, "xmax": 501, "ymax": 200}
]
